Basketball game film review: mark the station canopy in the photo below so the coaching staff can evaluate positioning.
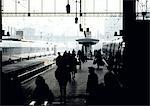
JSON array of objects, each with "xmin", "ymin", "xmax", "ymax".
[{"xmin": 76, "ymin": 38, "xmax": 99, "ymax": 45}]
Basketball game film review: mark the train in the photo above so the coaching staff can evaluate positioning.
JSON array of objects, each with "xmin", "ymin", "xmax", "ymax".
[
  {"xmin": 1, "ymin": 39, "xmax": 56, "ymax": 65},
  {"xmin": 102, "ymin": 38, "xmax": 125, "ymax": 71}
]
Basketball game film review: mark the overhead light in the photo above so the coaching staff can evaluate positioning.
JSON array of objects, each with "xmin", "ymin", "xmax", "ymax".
[
  {"xmin": 86, "ymin": 28, "xmax": 89, "ymax": 32},
  {"xmin": 84, "ymin": 31, "xmax": 86, "ymax": 37},
  {"xmin": 79, "ymin": 24, "xmax": 83, "ymax": 32},
  {"xmin": 28, "ymin": 13, "xmax": 30, "ymax": 16},
  {"xmin": 75, "ymin": 17, "xmax": 78, "ymax": 24},
  {"xmin": 66, "ymin": 4, "xmax": 70, "ymax": 13},
  {"xmin": 80, "ymin": 13, "xmax": 82, "ymax": 16}
]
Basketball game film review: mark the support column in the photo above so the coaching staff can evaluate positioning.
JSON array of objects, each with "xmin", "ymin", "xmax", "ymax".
[
  {"xmin": 123, "ymin": 0, "xmax": 149, "ymax": 104},
  {"xmin": 0, "ymin": 0, "xmax": 2, "ymax": 105}
]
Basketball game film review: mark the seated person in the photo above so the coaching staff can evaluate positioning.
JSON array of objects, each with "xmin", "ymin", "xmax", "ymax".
[{"xmin": 32, "ymin": 76, "xmax": 54, "ymax": 105}]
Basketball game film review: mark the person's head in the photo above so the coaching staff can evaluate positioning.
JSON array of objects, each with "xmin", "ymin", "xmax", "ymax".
[
  {"xmin": 104, "ymin": 72, "xmax": 119, "ymax": 88},
  {"xmin": 35, "ymin": 76, "xmax": 45, "ymax": 86},
  {"xmin": 88, "ymin": 67, "xmax": 95, "ymax": 74},
  {"xmin": 58, "ymin": 52, "xmax": 60, "ymax": 56}
]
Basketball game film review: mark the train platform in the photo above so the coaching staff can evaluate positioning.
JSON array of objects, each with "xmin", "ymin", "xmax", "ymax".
[
  {"xmin": 22, "ymin": 59, "xmax": 109, "ymax": 105},
  {"xmin": 2, "ymin": 55, "xmax": 57, "ymax": 75}
]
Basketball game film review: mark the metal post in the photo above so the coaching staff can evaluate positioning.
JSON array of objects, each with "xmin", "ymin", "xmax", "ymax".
[
  {"xmin": 54, "ymin": 0, "xmax": 56, "ymax": 14},
  {"xmin": 0, "ymin": 0, "xmax": 2, "ymax": 40},
  {"xmin": 80, "ymin": 0, "xmax": 82, "ymax": 16},
  {"xmin": 123, "ymin": 0, "xmax": 136, "ymax": 88},
  {"xmin": 0, "ymin": 0, "xmax": 2, "ymax": 103},
  {"xmin": 41, "ymin": 0, "xmax": 43, "ymax": 13},
  {"xmin": 106, "ymin": 0, "xmax": 108, "ymax": 12},
  {"xmin": 28, "ymin": 0, "xmax": 30, "ymax": 16},
  {"xmin": 0, "ymin": 0, "xmax": 2, "ymax": 45},
  {"xmin": 15, "ymin": 0, "xmax": 17, "ymax": 14}
]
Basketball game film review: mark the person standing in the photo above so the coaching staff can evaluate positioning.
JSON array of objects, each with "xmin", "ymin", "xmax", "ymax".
[
  {"xmin": 70, "ymin": 54, "xmax": 77, "ymax": 79},
  {"xmin": 56, "ymin": 52, "xmax": 62, "ymax": 68},
  {"xmin": 86, "ymin": 67, "xmax": 98, "ymax": 95},
  {"xmin": 95, "ymin": 49, "xmax": 103, "ymax": 69},
  {"xmin": 86, "ymin": 67, "xmax": 99, "ymax": 104},
  {"xmin": 77, "ymin": 50, "xmax": 82, "ymax": 69}
]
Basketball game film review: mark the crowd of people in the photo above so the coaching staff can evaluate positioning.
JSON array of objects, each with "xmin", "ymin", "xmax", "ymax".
[{"xmin": 1, "ymin": 49, "xmax": 124, "ymax": 105}]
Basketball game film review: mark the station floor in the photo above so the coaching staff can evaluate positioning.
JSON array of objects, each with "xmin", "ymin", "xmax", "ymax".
[{"xmin": 22, "ymin": 59, "xmax": 108, "ymax": 104}]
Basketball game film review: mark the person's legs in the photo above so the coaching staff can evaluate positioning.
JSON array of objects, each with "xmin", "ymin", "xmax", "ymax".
[
  {"xmin": 59, "ymin": 84, "xmax": 63, "ymax": 104},
  {"xmin": 72, "ymin": 71, "xmax": 75, "ymax": 79},
  {"xmin": 79, "ymin": 61, "xmax": 81, "ymax": 69},
  {"xmin": 61, "ymin": 85, "xmax": 66, "ymax": 104},
  {"xmin": 63, "ymin": 86, "xmax": 67, "ymax": 104}
]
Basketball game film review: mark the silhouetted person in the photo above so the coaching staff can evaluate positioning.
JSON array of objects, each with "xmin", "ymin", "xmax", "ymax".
[
  {"xmin": 95, "ymin": 72, "xmax": 121, "ymax": 105},
  {"xmin": 56, "ymin": 52, "xmax": 62, "ymax": 68},
  {"xmin": 104, "ymin": 72, "xmax": 121, "ymax": 88},
  {"xmin": 70, "ymin": 54, "xmax": 77, "ymax": 79},
  {"xmin": 114, "ymin": 51, "xmax": 122, "ymax": 74},
  {"xmin": 107, "ymin": 52, "xmax": 114, "ymax": 71},
  {"xmin": 90, "ymin": 50, "xmax": 93, "ymax": 59},
  {"xmin": 32, "ymin": 76, "xmax": 54, "ymax": 105},
  {"xmin": 72, "ymin": 49, "xmax": 76, "ymax": 57},
  {"xmin": 86, "ymin": 67, "xmax": 99, "ymax": 104},
  {"xmin": 55, "ymin": 53, "xmax": 71, "ymax": 104},
  {"xmin": 86, "ymin": 67, "xmax": 98, "ymax": 94},
  {"xmin": 95, "ymin": 49, "xmax": 103, "ymax": 69},
  {"xmin": 94, "ymin": 50, "xmax": 97, "ymax": 57},
  {"xmin": 81, "ymin": 50, "xmax": 85, "ymax": 63},
  {"xmin": 77, "ymin": 50, "xmax": 82, "ymax": 69}
]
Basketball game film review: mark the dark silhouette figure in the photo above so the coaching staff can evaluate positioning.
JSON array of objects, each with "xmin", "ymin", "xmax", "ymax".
[
  {"xmin": 1, "ymin": 72, "xmax": 24, "ymax": 105},
  {"xmin": 114, "ymin": 51, "xmax": 122, "ymax": 74},
  {"xmin": 93, "ymin": 72, "xmax": 121, "ymax": 105},
  {"xmin": 104, "ymin": 72, "xmax": 121, "ymax": 88},
  {"xmin": 107, "ymin": 52, "xmax": 114, "ymax": 71},
  {"xmin": 56, "ymin": 52, "xmax": 62, "ymax": 68},
  {"xmin": 81, "ymin": 50, "xmax": 86, "ymax": 63},
  {"xmin": 55, "ymin": 68, "xmax": 70, "ymax": 104},
  {"xmin": 55, "ymin": 52, "xmax": 71, "ymax": 104},
  {"xmin": 90, "ymin": 50, "xmax": 93, "ymax": 59},
  {"xmin": 72, "ymin": 49, "xmax": 76, "ymax": 57},
  {"xmin": 70, "ymin": 54, "xmax": 77, "ymax": 79},
  {"xmin": 94, "ymin": 49, "xmax": 103, "ymax": 69},
  {"xmin": 77, "ymin": 50, "xmax": 82, "ymax": 69},
  {"xmin": 86, "ymin": 67, "xmax": 98, "ymax": 94},
  {"xmin": 86, "ymin": 67, "xmax": 99, "ymax": 104},
  {"xmin": 32, "ymin": 76, "xmax": 54, "ymax": 105},
  {"xmin": 94, "ymin": 50, "xmax": 97, "ymax": 57}
]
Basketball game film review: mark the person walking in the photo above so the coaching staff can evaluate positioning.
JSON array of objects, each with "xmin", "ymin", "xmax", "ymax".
[
  {"xmin": 94, "ymin": 49, "xmax": 103, "ymax": 69},
  {"xmin": 55, "ymin": 52, "xmax": 71, "ymax": 104}
]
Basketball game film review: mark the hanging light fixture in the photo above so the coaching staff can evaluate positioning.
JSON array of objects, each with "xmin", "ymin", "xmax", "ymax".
[
  {"xmin": 80, "ymin": 0, "xmax": 82, "ymax": 16},
  {"xmin": 75, "ymin": 17, "xmax": 78, "ymax": 24},
  {"xmin": 84, "ymin": 31, "xmax": 86, "ymax": 37},
  {"xmin": 75, "ymin": 0, "xmax": 78, "ymax": 24},
  {"xmin": 79, "ymin": 24, "xmax": 83, "ymax": 32},
  {"xmin": 66, "ymin": 0, "xmax": 70, "ymax": 13},
  {"xmin": 28, "ymin": 0, "xmax": 30, "ymax": 16}
]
